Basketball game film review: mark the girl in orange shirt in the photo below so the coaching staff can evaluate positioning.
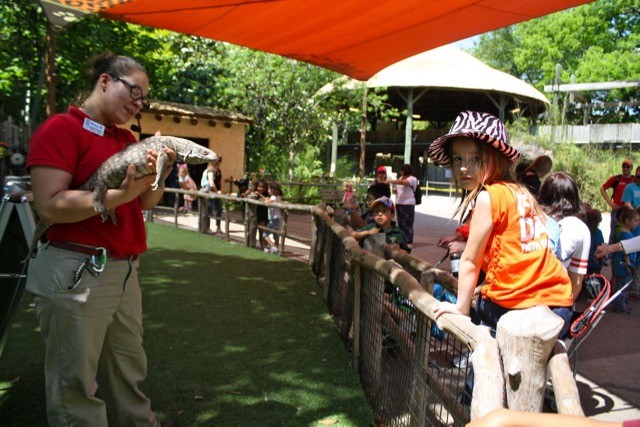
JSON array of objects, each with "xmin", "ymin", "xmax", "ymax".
[{"xmin": 428, "ymin": 111, "xmax": 573, "ymax": 336}]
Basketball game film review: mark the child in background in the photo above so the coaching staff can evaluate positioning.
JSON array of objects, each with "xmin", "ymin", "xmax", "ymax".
[
  {"xmin": 585, "ymin": 208, "xmax": 605, "ymax": 275},
  {"xmin": 345, "ymin": 182, "xmax": 391, "ymax": 229},
  {"xmin": 342, "ymin": 181, "xmax": 358, "ymax": 207},
  {"xmin": 263, "ymin": 183, "xmax": 282, "ymax": 254},
  {"xmin": 177, "ymin": 164, "xmax": 198, "ymax": 211},
  {"xmin": 630, "ymin": 207, "xmax": 640, "ymax": 301},
  {"xmin": 351, "ymin": 196, "xmax": 410, "ymax": 253},
  {"xmin": 253, "ymin": 179, "xmax": 271, "ymax": 250},
  {"xmin": 611, "ymin": 207, "xmax": 639, "ymax": 314}
]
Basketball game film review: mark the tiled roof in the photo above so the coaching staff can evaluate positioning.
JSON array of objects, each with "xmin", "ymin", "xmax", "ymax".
[{"xmin": 146, "ymin": 100, "xmax": 253, "ymax": 124}]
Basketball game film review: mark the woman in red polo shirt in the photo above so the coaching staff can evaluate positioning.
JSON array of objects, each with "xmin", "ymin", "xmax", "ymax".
[{"xmin": 26, "ymin": 52, "xmax": 173, "ymax": 426}]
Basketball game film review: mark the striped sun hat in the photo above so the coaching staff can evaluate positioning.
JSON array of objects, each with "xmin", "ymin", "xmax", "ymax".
[{"xmin": 427, "ymin": 111, "xmax": 520, "ymax": 167}]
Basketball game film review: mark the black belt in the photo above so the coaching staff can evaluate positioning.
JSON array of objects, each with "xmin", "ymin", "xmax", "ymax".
[{"xmin": 48, "ymin": 241, "xmax": 139, "ymax": 261}]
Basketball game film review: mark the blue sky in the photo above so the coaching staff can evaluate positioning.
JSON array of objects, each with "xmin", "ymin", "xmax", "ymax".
[{"xmin": 453, "ymin": 36, "xmax": 479, "ymax": 50}]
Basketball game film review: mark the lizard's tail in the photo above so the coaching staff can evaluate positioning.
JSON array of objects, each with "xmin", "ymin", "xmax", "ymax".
[{"xmin": 22, "ymin": 221, "xmax": 50, "ymax": 263}]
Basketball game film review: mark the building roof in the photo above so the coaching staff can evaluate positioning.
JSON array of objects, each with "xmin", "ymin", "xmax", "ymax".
[
  {"xmin": 367, "ymin": 45, "xmax": 549, "ymax": 106},
  {"xmin": 318, "ymin": 45, "xmax": 549, "ymax": 122},
  {"xmin": 146, "ymin": 100, "xmax": 253, "ymax": 125}
]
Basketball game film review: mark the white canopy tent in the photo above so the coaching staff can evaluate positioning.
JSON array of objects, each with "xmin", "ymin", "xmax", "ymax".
[{"xmin": 319, "ymin": 45, "xmax": 550, "ymax": 170}]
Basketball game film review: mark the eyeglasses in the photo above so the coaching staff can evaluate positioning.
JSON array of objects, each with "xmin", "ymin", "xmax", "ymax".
[
  {"xmin": 109, "ymin": 74, "xmax": 150, "ymax": 110},
  {"xmin": 623, "ymin": 164, "xmax": 632, "ymax": 169}
]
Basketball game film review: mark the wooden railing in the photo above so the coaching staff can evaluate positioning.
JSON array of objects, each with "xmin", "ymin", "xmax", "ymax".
[{"xmin": 149, "ymin": 188, "xmax": 584, "ymax": 424}]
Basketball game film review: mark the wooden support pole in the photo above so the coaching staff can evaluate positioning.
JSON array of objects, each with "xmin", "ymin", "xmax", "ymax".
[
  {"xmin": 279, "ymin": 210, "xmax": 288, "ymax": 255},
  {"xmin": 308, "ymin": 214, "xmax": 318, "ymax": 269},
  {"xmin": 322, "ymin": 229, "xmax": 333, "ymax": 301},
  {"xmin": 547, "ymin": 341, "xmax": 584, "ymax": 416},
  {"xmin": 352, "ymin": 263, "xmax": 362, "ymax": 371},
  {"xmin": 224, "ymin": 198, "xmax": 231, "ymax": 240},
  {"xmin": 496, "ymin": 306, "xmax": 563, "ymax": 411},
  {"xmin": 409, "ymin": 310, "xmax": 429, "ymax": 427},
  {"xmin": 471, "ymin": 326, "xmax": 505, "ymax": 419},
  {"xmin": 198, "ymin": 195, "xmax": 208, "ymax": 234}
]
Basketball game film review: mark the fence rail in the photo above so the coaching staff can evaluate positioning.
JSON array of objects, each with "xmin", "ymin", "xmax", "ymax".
[
  {"xmin": 537, "ymin": 123, "xmax": 640, "ymax": 144},
  {"xmin": 150, "ymin": 188, "xmax": 583, "ymax": 425},
  {"xmin": 424, "ymin": 180, "xmax": 456, "ymax": 198}
]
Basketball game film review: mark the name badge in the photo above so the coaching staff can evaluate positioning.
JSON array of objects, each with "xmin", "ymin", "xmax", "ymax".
[{"xmin": 83, "ymin": 118, "xmax": 105, "ymax": 137}]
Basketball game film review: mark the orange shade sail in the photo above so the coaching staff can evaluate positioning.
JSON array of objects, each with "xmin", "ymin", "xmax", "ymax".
[{"xmin": 40, "ymin": 0, "xmax": 593, "ymax": 81}]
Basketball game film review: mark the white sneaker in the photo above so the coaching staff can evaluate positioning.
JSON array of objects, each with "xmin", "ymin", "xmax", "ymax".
[
  {"xmin": 263, "ymin": 248, "xmax": 270, "ymax": 253},
  {"xmin": 270, "ymin": 246, "xmax": 278, "ymax": 254}
]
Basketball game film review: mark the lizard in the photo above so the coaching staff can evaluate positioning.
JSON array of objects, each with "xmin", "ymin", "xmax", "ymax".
[{"xmin": 26, "ymin": 135, "xmax": 218, "ymax": 259}]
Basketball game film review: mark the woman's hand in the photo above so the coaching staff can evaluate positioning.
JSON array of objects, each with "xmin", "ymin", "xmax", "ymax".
[
  {"xmin": 447, "ymin": 241, "xmax": 467, "ymax": 254},
  {"xmin": 146, "ymin": 147, "xmax": 177, "ymax": 177},
  {"xmin": 437, "ymin": 232, "xmax": 464, "ymax": 248},
  {"xmin": 117, "ymin": 164, "xmax": 156, "ymax": 201},
  {"xmin": 595, "ymin": 243, "xmax": 616, "ymax": 259}
]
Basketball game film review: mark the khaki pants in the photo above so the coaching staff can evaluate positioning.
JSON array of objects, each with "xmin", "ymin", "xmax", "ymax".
[{"xmin": 26, "ymin": 244, "xmax": 157, "ymax": 427}]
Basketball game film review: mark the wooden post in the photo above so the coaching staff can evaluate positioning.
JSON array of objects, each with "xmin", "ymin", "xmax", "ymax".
[
  {"xmin": 547, "ymin": 341, "xmax": 584, "ymax": 415},
  {"xmin": 173, "ymin": 191, "xmax": 180, "ymax": 226},
  {"xmin": 224, "ymin": 199, "xmax": 230, "ymax": 240},
  {"xmin": 496, "ymin": 306, "xmax": 563, "ymax": 411},
  {"xmin": 198, "ymin": 195, "xmax": 208, "ymax": 234},
  {"xmin": 352, "ymin": 262, "xmax": 362, "ymax": 371},
  {"xmin": 245, "ymin": 198, "xmax": 258, "ymax": 248},
  {"xmin": 308, "ymin": 214, "xmax": 318, "ymax": 269},
  {"xmin": 359, "ymin": 88, "xmax": 368, "ymax": 179},
  {"xmin": 322, "ymin": 229, "xmax": 333, "ymax": 301},
  {"xmin": 471, "ymin": 326, "xmax": 505, "ymax": 419},
  {"xmin": 279, "ymin": 209, "xmax": 288, "ymax": 255}
]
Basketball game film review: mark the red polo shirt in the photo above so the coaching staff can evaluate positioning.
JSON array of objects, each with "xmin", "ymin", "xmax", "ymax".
[{"xmin": 26, "ymin": 106, "xmax": 147, "ymax": 257}]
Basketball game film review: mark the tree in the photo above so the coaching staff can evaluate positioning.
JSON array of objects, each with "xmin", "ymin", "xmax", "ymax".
[
  {"xmin": 1, "ymin": 4, "xmax": 392, "ymax": 180},
  {"xmin": 214, "ymin": 46, "xmax": 339, "ymax": 181},
  {"xmin": 0, "ymin": 1, "xmax": 46, "ymax": 125},
  {"xmin": 473, "ymin": 0, "xmax": 640, "ymax": 123}
]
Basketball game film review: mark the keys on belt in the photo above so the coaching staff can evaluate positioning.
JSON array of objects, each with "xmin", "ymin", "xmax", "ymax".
[{"xmin": 47, "ymin": 241, "xmax": 137, "ymax": 290}]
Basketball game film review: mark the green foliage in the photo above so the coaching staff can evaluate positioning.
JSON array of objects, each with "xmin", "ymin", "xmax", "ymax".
[
  {"xmin": 213, "ymin": 46, "xmax": 340, "ymax": 179},
  {"xmin": 473, "ymin": 0, "xmax": 640, "ymax": 124},
  {"xmin": 0, "ymin": 0, "xmax": 46, "ymax": 123},
  {"xmin": 149, "ymin": 32, "xmax": 224, "ymax": 105},
  {"xmin": 508, "ymin": 123, "xmax": 628, "ymax": 212},
  {"xmin": 55, "ymin": 16, "xmax": 162, "ymax": 110}
]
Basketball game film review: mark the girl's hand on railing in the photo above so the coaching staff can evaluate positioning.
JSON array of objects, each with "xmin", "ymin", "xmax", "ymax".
[{"xmin": 433, "ymin": 301, "xmax": 466, "ymax": 319}]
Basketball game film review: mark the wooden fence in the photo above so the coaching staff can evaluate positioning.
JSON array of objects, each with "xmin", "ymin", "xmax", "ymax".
[{"xmin": 150, "ymin": 188, "xmax": 584, "ymax": 425}]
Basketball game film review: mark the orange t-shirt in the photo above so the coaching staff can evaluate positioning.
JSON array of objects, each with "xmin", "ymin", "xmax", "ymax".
[{"xmin": 480, "ymin": 183, "xmax": 573, "ymax": 309}]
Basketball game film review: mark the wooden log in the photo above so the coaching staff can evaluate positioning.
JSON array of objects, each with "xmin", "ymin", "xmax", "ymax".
[
  {"xmin": 279, "ymin": 209, "xmax": 288, "ymax": 255},
  {"xmin": 308, "ymin": 214, "xmax": 318, "ymax": 270},
  {"xmin": 547, "ymin": 341, "xmax": 584, "ymax": 416},
  {"xmin": 198, "ymin": 194, "xmax": 208, "ymax": 234},
  {"xmin": 496, "ymin": 306, "xmax": 563, "ymax": 411},
  {"xmin": 322, "ymin": 229, "xmax": 333, "ymax": 301},
  {"xmin": 409, "ymin": 311, "xmax": 430, "ymax": 427},
  {"xmin": 471, "ymin": 326, "xmax": 504, "ymax": 419},
  {"xmin": 352, "ymin": 263, "xmax": 362, "ymax": 371}
]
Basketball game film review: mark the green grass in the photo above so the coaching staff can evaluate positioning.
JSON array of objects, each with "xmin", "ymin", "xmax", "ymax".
[{"xmin": 0, "ymin": 223, "xmax": 373, "ymax": 426}]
